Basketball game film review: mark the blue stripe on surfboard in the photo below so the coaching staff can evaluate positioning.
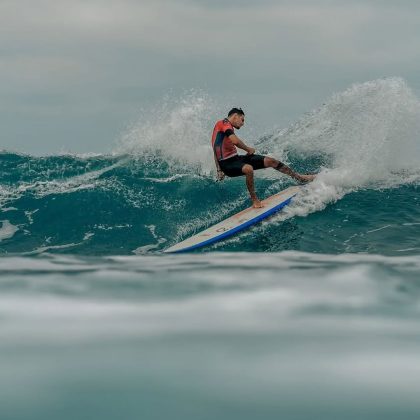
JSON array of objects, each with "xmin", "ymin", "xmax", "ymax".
[{"xmin": 166, "ymin": 193, "xmax": 296, "ymax": 253}]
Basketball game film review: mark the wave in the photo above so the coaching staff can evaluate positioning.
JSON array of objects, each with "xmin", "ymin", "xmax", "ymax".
[{"xmin": 0, "ymin": 79, "xmax": 419, "ymax": 255}]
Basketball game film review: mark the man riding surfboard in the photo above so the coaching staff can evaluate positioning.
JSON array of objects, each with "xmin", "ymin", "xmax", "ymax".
[{"xmin": 212, "ymin": 108, "xmax": 315, "ymax": 208}]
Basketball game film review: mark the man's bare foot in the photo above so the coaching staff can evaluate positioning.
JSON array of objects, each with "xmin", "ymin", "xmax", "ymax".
[
  {"xmin": 252, "ymin": 199, "xmax": 264, "ymax": 208},
  {"xmin": 298, "ymin": 174, "xmax": 316, "ymax": 183}
]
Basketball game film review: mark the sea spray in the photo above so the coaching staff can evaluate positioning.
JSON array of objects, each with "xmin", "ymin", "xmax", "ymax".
[{"xmin": 115, "ymin": 91, "xmax": 221, "ymax": 176}]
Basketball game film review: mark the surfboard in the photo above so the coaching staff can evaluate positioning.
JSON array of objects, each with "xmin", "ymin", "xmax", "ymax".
[{"xmin": 164, "ymin": 185, "xmax": 301, "ymax": 253}]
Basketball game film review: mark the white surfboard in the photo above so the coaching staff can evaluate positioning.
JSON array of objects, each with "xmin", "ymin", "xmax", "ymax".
[{"xmin": 164, "ymin": 186, "xmax": 301, "ymax": 253}]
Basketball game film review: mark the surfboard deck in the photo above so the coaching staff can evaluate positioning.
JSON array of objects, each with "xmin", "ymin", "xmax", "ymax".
[{"xmin": 164, "ymin": 185, "xmax": 301, "ymax": 253}]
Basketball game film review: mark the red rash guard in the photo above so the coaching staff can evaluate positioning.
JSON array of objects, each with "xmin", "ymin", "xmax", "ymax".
[{"xmin": 211, "ymin": 119, "xmax": 237, "ymax": 161}]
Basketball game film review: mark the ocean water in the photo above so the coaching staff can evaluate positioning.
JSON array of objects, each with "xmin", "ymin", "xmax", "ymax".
[{"xmin": 1, "ymin": 78, "xmax": 420, "ymax": 419}]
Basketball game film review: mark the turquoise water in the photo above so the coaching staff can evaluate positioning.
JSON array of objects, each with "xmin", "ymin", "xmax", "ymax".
[{"xmin": 1, "ymin": 78, "xmax": 420, "ymax": 419}]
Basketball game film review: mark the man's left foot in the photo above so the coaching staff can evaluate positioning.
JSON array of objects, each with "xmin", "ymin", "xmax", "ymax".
[
  {"xmin": 298, "ymin": 174, "xmax": 316, "ymax": 183},
  {"xmin": 252, "ymin": 199, "xmax": 264, "ymax": 208}
]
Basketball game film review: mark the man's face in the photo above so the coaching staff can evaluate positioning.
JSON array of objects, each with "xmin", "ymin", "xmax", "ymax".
[{"xmin": 231, "ymin": 113, "xmax": 245, "ymax": 129}]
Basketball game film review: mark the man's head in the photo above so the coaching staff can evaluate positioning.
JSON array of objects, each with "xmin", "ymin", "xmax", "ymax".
[{"xmin": 227, "ymin": 108, "xmax": 245, "ymax": 129}]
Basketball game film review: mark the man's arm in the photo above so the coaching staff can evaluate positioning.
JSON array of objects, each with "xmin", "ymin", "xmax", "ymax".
[{"xmin": 228, "ymin": 134, "xmax": 255, "ymax": 155}]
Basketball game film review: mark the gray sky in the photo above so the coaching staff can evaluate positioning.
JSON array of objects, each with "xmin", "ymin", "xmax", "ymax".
[{"xmin": 1, "ymin": 0, "xmax": 420, "ymax": 154}]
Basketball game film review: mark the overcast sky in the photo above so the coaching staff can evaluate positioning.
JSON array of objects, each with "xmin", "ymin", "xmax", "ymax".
[{"xmin": 1, "ymin": 0, "xmax": 420, "ymax": 154}]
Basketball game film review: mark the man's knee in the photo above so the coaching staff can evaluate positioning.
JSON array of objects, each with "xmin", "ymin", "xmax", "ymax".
[
  {"xmin": 264, "ymin": 157, "xmax": 277, "ymax": 168},
  {"xmin": 242, "ymin": 164, "xmax": 254, "ymax": 175}
]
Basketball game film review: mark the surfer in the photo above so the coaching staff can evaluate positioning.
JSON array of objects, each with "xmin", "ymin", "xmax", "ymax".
[{"xmin": 212, "ymin": 108, "xmax": 315, "ymax": 208}]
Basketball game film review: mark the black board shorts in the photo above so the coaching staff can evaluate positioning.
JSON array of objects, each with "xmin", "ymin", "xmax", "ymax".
[{"xmin": 219, "ymin": 154, "xmax": 266, "ymax": 178}]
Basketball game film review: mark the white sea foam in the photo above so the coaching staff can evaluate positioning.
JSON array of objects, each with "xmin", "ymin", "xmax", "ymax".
[
  {"xmin": 0, "ymin": 159, "xmax": 126, "ymax": 215},
  {"xmin": 133, "ymin": 224, "xmax": 167, "ymax": 254},
  {"xmin": 19, "ymin": 161, "xmax": 123, "ymax": 198},
  {"xmin": 0, "ymin": 220, "xmax": 19, "ymax": 241}
]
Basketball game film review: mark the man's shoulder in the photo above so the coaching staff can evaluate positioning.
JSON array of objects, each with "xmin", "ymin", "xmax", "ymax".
[{"xmin": 215, "ymin": 119, "xmax": 234, "ymax": 129}]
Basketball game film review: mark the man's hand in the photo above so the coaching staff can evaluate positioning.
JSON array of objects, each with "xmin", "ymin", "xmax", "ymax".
[
  {"xmin": 229, "ymin": 134, "xmax": 255, "ymax": 155},
  {"xmin": 217, "ymin": 170, "xmax": 225, "ymax": 181}
]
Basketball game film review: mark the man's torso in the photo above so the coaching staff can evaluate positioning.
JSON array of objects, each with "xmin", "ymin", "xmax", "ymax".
[{"xmin": 211, "ymin": 119, "xmax": 237, "ymax": 161}]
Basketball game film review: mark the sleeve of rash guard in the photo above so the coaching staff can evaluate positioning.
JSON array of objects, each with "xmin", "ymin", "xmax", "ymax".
[{"xmin": 223, "ymin": 123, "xmax": 234, "ymax": 137}]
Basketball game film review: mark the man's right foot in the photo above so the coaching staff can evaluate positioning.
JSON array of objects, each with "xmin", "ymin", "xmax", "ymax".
[{"xmin": 252, "ymin": 199, "xmax": 264, "ymax": 208}]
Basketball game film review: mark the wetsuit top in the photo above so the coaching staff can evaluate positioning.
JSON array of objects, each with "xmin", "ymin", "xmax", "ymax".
[{"xmin": 211, "ymin": 119, "xmax": 237, "ymax": 161}]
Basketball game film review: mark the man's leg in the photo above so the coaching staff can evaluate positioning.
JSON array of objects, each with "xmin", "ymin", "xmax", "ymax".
[
  {"xmin": 263, "ymin": 156, "xmax": 296, "ymax": 177},
  {"xmin": 263, "ymin": 156, "xmax": 315, "ymax": 182},
  {"xmin": 242, "ymin": 164, "xmax": 263, "ymax": 208}
]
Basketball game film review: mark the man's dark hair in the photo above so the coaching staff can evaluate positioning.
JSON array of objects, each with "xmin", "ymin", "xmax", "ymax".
[{"xmin": 228, "ymin": 107, "xmax": 245, "ymax": 117}]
